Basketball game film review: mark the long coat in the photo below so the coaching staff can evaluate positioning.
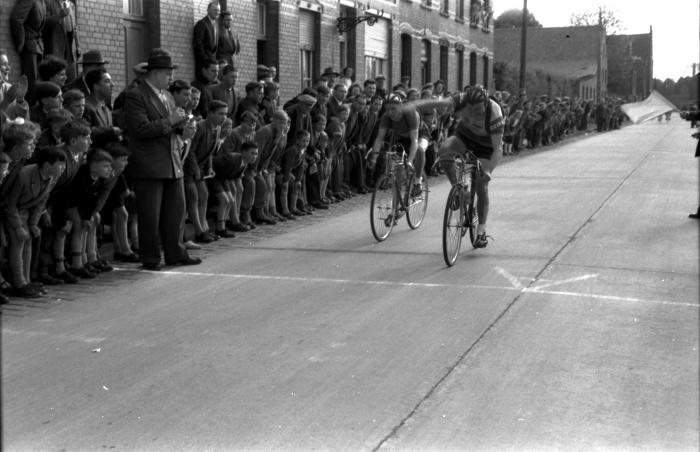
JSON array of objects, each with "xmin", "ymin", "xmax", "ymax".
[
  {"xmin": 124, "ymin": 82, "xmax": 183, "ymax": 179},
  {"xmin": 10, "ymin": 0, "xmax": 46, "ymax": 55}
]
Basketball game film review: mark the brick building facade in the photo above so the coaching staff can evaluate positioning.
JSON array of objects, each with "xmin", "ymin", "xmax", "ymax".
[{"xmin": 1, "ymin": 0, "xmax": 494, "ymax": 103}]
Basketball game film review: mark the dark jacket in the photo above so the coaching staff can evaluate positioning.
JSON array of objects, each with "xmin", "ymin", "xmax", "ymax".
[
  {"xmin": 193, "ymin": 16, "xmax": 218, "ymax": 71},
  {"xmin": 43, "ymin": 0, "xmax": 79, "ymax": 62},
  {"xmin": 124, "ymin": 82, "xmax": 183, "ymax": 179},
  {"xmin": 216, "ymin": 26, "xmax": 240, "ymax": 67},
  {"xmin": 10, "ymin": 0, "xmax": 46, "ymax": 55}
]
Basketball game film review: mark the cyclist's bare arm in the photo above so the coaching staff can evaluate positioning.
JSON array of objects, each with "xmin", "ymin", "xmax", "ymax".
[
  {"xmin": 371, "ymin": 126, "xmax": 389, "ymax": 155},
  {"xmin": 403, "ymin": 97, "xmax": 454, "ymax": 114}
]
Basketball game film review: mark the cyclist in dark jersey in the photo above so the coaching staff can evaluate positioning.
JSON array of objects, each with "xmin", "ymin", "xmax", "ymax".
[
  {"xmin": 409, "ymin": 86, "xmax": 504, "ymax": 248},
  {"xmin": 369, "ymin": 94, "xmax": 426, "ymax": 196}
]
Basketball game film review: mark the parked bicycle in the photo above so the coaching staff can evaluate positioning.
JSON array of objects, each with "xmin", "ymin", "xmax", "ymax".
[
  {"xmin": 439, "ymin": 150, "xmax": 482, "ymax": 266},
  {"xmin": 368, "ymin": 143, "xmax": 430, "ymax": 241}
]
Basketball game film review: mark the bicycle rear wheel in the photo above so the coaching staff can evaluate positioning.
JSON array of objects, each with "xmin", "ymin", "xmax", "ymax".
[
  {"xmin": 406, "ymin": 170, "xmax": 429, "ymax": 229},
  {"xmin": 442, "ymin": 185, "xmax": 465, "ymax": 266},
  {"xmin": 370, "ymin": 174, "xmax": 396, "ymax": 241}
]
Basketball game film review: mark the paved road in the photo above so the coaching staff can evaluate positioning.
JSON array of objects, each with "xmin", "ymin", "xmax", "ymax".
[{"xmin": 2, "ymin": 118, "xmax": 698, "ymax": 451}]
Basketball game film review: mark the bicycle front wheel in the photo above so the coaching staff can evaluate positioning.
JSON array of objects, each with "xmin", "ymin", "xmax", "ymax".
[
  {"xmin": 442, "ymin": 185, "xmax": 465, "ymax": 266},
  {"xmin": 468, "ymin": 190, "xmax": 479, "ymax": 246},
  {"xmin": 406, "ymin": 170, "xmax": 429, "ymax": 229},
  {"xmin": 370, "ymin": 174, "xmax": 396, "ymax": 241}
]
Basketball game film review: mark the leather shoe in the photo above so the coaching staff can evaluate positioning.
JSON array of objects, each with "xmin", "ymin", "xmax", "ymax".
[
  {"xmin": 226, "ymin": 221, "xmax": 250, "ymax": 232},
  {"xmin": 141, "ymin": 262, "xmax": 162, "ymax": 271},
  {"xmin": 194, "ymin": 232, "xmax": 215, "ymax": 243},
  {"xmin": 290, "ymin": 209, "xmax": 305, "ymax": 216},
  {"xmin": 252, "ymin": 214, "xmax": 277, "ymax": 225},
  {"xmin": 114, "ymin": 252, "xmax": 141, "ymax": 263},
  {"xmin": 166, "ymin": 256, "xmax": 202, "ymax": 266},
  {"xmin": 37, "ymin": 273, "xmax": 65, "ymax": 285},
  {"xmin": 69, "ymin": 267, "xmax": 97, "ymax": 279},
  {"xmin": 311, "ymin": 202, "xmax": 329, "ymax": 210},
  {"xmin": 90, "ymin": 260, "xmax": 114, "ymax": 272},
  {"xmin": 215, "ymin": 229, "xmax": 236, "ymax": 238},
  {"xmin": 53, "ymin": 271, "xmax": 79, "ymax": 284},
  {"xmin": 282, "ymin": 212, "xmax": 297, "ymax": 220}
]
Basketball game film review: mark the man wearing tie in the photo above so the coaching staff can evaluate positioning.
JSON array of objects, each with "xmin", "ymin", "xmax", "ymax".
[
  {"xmin": 193, "ymin": 1, "xmax": 220, "ymax": 76},
  {"xmin": 209, "ymin": 64, "xmax": 239, "ymax": 121},
  {"xmin": 216, "ymin": 11, "xmax": 240, "ymax": 67},
  {"xmin": 124, "ymin": 49, "xmax": 201, "ymax": 270}
]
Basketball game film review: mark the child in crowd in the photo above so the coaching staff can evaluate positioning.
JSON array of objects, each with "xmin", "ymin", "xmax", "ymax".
[{"xmin": 3, "ymin": 146, "xmax": 65, "ymax": 297}]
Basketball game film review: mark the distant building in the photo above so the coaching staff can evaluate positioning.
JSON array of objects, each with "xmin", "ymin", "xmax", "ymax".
[
  {"xmin": 606, "ymin": 30, "xmax": 653, "ymax": 101},
  {"xmin": 494, "ymin": 25, "xmax": 607, "ymax": 101}
]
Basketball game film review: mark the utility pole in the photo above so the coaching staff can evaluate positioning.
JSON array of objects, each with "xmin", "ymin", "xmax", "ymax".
[{"xmin": 518, "ymin": 0, "xmax": 528, "ymax": 95}]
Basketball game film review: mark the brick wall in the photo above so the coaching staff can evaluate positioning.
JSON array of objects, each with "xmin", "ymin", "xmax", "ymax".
[{"xmin": 0, "ymin": 0, "xmax": 494, "ymax": 109}]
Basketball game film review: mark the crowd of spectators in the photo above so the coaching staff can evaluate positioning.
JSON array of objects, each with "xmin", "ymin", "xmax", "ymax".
[{"xmin": 0, "ymin": 0, "xmax": 628, "ymax": 302}]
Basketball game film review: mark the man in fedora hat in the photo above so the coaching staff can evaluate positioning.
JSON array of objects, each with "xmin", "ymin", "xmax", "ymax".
[
  {"xmin": 321, "ymin": 67, "xmax": 339, "ymax": 87},
  {"xmin": 64, "ymin": 49, "xmax": 108, "ymax": 98},
  {"xmin": 124, "ymin": 48, "xmax": 201, "ymax": 270},
  {"xmin": 10, "ymin": 0, "xmax": 47, "ymax": 104}
]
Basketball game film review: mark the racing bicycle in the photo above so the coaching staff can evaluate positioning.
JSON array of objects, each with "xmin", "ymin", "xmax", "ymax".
[
  {"xmin": 368, "ymin": 143, "xmax": 430, "ymax": 241},
  {"xmin": 440, "ymin": 150, "xmax": 483, "ymax": 266}
]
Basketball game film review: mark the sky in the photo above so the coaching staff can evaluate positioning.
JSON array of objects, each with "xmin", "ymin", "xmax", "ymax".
[{"xmin": 492, "ymin": 0, "xmax": 700, "ymax": 81}]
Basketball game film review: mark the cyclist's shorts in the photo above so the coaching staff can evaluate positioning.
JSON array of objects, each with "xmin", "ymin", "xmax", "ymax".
[
  {"xmin": 454, "ymin": 130, "xmax": 494, "ymax": 160},
  {"xmin": 394, "ymin": 137, "xmax": 413, "ymax": 154}
]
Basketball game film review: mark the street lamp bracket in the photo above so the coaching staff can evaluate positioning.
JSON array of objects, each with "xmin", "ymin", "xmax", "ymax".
[{"xmin": 336, "ymin": 10, "xmax": 384, "ymax": 33}]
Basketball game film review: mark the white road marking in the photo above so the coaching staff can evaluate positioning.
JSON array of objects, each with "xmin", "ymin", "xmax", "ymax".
[
  {"xmin": 494, "ymin": 267, "xmax": 524, "ymax": 289},
  {"xmin": 522, "ymin": 288, "xmax": 699, "ymax": 309},
  {"xmin": 147, "ymin": 269, "xmax": 699, "ymax": 310},
  {"xmin": 530, "ymin": 274, "xmax": 599, "ymax": 291},
  {"xmin": 2, "ymin": 328, "xmax": 106, "ymax": 343}
]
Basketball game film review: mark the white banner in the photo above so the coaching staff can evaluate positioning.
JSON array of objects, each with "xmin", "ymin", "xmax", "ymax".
[{"xmin": 620, "ymin": 90, "xmax": 678, "ymax": 124}]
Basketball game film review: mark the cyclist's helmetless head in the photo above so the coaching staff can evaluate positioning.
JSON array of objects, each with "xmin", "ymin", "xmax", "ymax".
[
  {"xmin": 457, "ymin": 86, "xmax": 487, "ymax": 120},
  {"xmin": 385, "ymin": 94, "xmax": 403, "ymax": 120}
]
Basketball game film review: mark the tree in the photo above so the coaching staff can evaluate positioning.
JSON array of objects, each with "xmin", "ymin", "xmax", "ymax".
[
  {"xmin": 494, "ymin": 8, "xmax": 542, "ymax": 29},
  {"xmin": 569, "ymin": 6, "xmax": 624, "ymax": 35}
]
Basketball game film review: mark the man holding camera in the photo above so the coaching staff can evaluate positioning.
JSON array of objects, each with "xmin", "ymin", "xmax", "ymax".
[{"xmin": 124, "ymin": 49, "xmax": 202, "ymax": 270}]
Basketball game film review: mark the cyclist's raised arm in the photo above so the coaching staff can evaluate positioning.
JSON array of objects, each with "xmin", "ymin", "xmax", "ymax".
[{"xmin": 402, "ymin": 97, "xmax": 454, "ymax": 115}]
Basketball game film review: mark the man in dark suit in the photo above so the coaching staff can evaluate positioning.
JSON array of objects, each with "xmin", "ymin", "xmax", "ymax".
[
  {"xmin": 193, "ymin": 1, "xmax": 220, "ymax": 76},
  {"xmin": 83, "ymin": 68, "xmax": 113, "ymax": 129},
  {"xmin": 43, "ymin": 0, "xmax": 79, "ymax": 81},
  {"xmin": 191, "ymin": 58, "xmax": 219, "ymax": 119},
  {"xmin": 124, "ymin": 48, "xmax": 201, "ymax": 270},
  {"xmin": 216, "ymin": 11, "xmax": 240, "ymax": 67},
  {"xmin": 209, "ymin": 64, "xmax": 239, "ymax": 120},
  {"xmin": 10, "ymin": 0, "xmax": 47, "ymax": 104}
]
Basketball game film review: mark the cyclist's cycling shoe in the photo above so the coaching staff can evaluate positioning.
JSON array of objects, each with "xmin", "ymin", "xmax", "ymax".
[
  {"xmin": 384, "ymin": 214, "xmax": 399, "ymax": 227},
  {"xmin": 410, "ymin": 183, "xmax": 423, "ymax": 198},
  {"xmin": 473, "ymin": 233, "xmax": 492, "ymax": 248}
]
